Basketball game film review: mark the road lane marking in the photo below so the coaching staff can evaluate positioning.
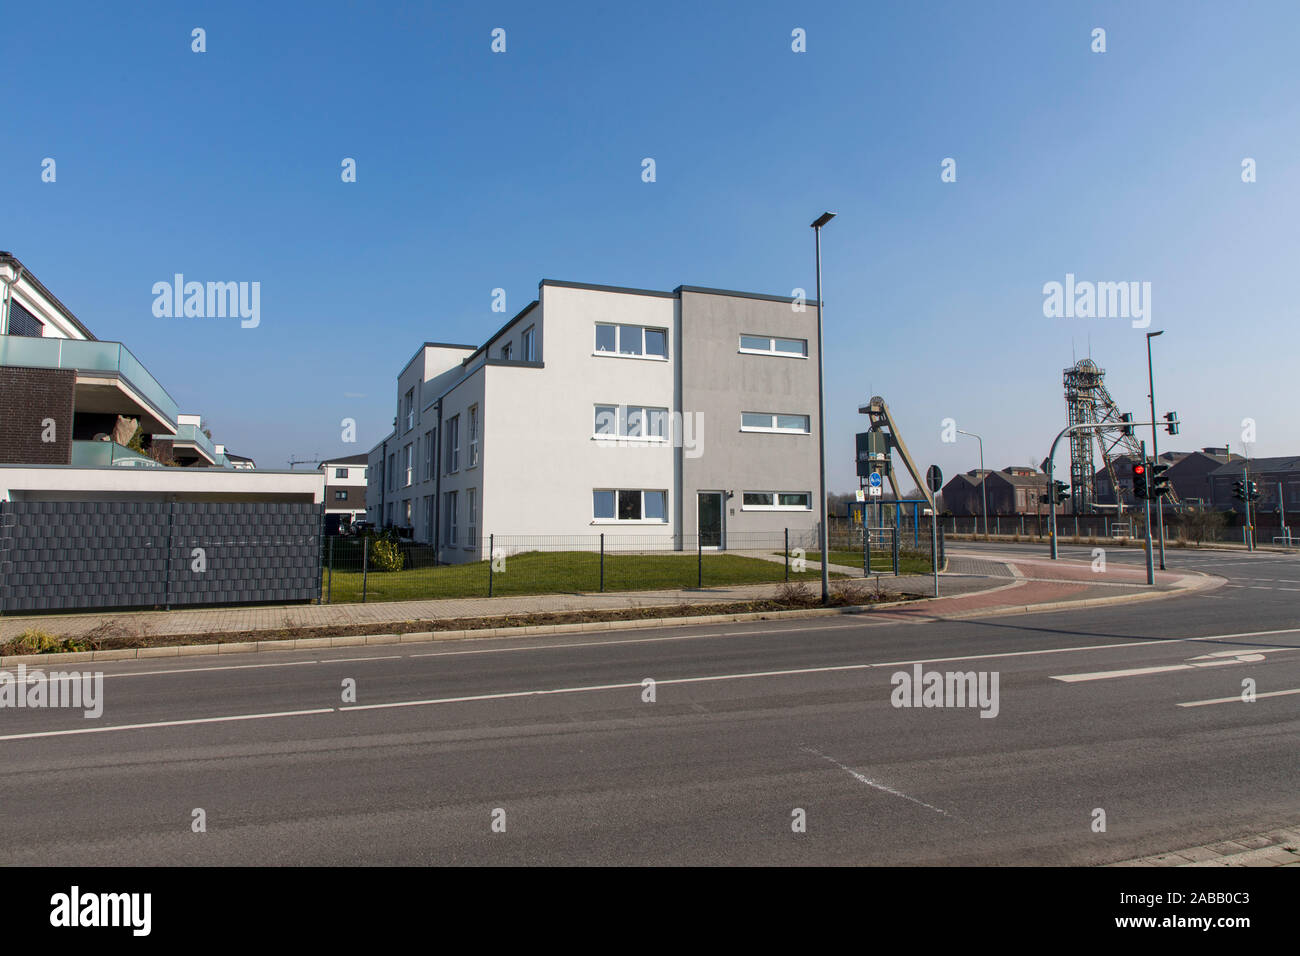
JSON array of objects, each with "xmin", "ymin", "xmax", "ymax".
[
  {"xmin": 0, "ymin": 707, "xmax": 335, "ymax": 741},
  {"xmin": 802, "ymin": 747, "xmax": 948, "ymax": 816},
  {"xmin": 1052, "ymin": 647, "xmax": 1289, "ymax": 682},
  {"xmin": 81, "ymin": 655, "xmax": 401, "ymax": 681},
  {"xmin": 1177, "ymin": 688, "xmax": 1300, "ymax": 708}
]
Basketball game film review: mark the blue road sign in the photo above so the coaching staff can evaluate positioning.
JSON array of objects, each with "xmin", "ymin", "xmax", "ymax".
[{"xmin": 869, "ymin": 472, "xmax": 882, "ymax": 488}]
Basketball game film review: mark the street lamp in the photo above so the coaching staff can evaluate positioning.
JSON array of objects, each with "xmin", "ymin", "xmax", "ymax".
[
  {"xmin": 811, "ymin": 211, "xmax": 835, "ymax": 603},
  {"xmin": 956, "ymin": 428, "xmax": 987, "ymax": 537},
  {"xmin": 1146, "ymin": 330, "xmax": 1166, "ymax": 570}
]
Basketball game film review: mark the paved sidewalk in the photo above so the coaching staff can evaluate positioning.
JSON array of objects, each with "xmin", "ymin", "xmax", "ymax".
[
  {"xmin": 0, "ymin": 553, "xmax": 1206, "ymax": 642},
  {"xmin": 1112, "ymin": 825, "xmax": 1300, "ymax": 867}
]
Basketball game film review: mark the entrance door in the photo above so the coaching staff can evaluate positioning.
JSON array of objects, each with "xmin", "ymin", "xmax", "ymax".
[{"xmin": 698, "ymin": 491, "xmax": 724, "ymax": 549}]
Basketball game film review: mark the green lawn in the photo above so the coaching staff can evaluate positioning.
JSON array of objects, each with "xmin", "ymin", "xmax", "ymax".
[{"xmin": 320, "ymin": 549, "xmax": 834, "ymax": 604}]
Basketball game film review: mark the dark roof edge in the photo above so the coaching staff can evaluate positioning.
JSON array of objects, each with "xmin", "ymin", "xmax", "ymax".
[
  {"xmin": 0, "ymin": 253, "xmax": 99, "ymax": 341},
  {"xmin": 462, "ymin": 300, "xmax": 540, "ymax": 364},
  {"xmin": 676, "ymin": 284, "xmax": 823, "ymax": 307},
  {"xmin": 398, "ymin": 341, "xmax": 478, "ymax": 379},
  {"xmin": 541, "ymin": 279, "xmax": 677, "ymax": 299}
]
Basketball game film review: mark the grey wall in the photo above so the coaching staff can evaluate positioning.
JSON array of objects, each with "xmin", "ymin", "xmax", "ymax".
[
  {"xmin": 679, "ymin": 289, "xmax": 821, "ymax": 540},
  {"xmin": 0, "ymin": 499, "xmax": 322, "ymax": 612}
]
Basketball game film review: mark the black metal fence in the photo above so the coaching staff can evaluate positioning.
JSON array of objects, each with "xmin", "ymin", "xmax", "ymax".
[{"xmin": 937, "ymin": 511, "xmax": 1290, "ymax": 545}]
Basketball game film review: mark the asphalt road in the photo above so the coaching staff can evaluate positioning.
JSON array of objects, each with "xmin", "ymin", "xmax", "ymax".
[{"xmin": 0, "ymin": 545, "xmax": 1295, "ymax": 865}]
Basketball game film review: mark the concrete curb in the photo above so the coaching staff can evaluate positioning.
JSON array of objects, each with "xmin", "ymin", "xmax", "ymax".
[{"xmin": 0, "ymin": 564, "xmax": 1219, "ymax": 667}]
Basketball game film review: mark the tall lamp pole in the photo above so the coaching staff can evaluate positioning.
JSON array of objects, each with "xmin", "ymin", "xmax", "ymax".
[
  {"xmin": 811, "ymin": 211, "xmax": 836, "ymax": 604},
  {"xmin": 957, "ymin": 428, "xmax": 987, "ymax": 537},
  {"xmin": 1146, "ymin": 330, "xmax": 1166, "ymax": 570}
]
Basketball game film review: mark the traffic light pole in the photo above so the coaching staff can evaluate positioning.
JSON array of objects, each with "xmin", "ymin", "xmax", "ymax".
[
  {"xmin": 1146, "ymin": 338, "xmax": 1167, "ymax": 570},
  {"xmin": 1140, "ymin": 441, "xmax": 1155, "ymax": 585},
  {"xmin": 1045, "ymin": 419, "xmax": 1160, "ymax": 560}
]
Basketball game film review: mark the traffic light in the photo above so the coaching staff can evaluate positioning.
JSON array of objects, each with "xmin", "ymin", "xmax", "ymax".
[
  {"xmin": 1053, "ymin": 480, "xmax": 1069, "ymax": 504},
  {"xmin": 1247, "ymin": 480, "xmax": 1260, "ymax": 502},
  {"xmin": 1149, "ymin": 463, "xmax": 1171, "ymax": 498},
  {"xmin": 1163, "ymin": 411, "xmax": 1179, "ymax": 436},
  {"xmin": 1132, "ymin": 461, "xmax": 1148, "ymax": 500},
  {"xmin": 1232, "ymin": 480, "xmax": 1246, "ymax": 501},
  {"xmin": 1120, "ymin": 412, "xmax": 1135, "ymax": 437}
]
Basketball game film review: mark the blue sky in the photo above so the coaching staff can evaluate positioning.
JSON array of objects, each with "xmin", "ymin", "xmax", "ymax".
[{"xmin": 5, "ymin": 1, "xmax": 1297, "ymax": 489}]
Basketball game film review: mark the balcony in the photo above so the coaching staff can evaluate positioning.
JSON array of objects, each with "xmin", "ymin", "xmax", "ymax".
[
  {"xmin": 160, "ymin": 422, "xmax": 218, "ymax": 465},
  {"xmin": 0, "ymin": 335, "xmax": 179, "ymax": 434},
  {"xmin": 70, "ymin": 440, "xmax": 166, "ymax": 468}
]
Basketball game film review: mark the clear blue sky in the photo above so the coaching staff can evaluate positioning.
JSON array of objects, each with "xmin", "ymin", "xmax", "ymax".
[{"xmin": 5, "ymin": 1, "xmax": 1297, "ymax": 489}]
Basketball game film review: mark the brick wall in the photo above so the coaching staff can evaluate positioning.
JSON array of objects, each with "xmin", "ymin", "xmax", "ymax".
[{"xmin": 0, "ymin": 366, "xmax": 74, "ymax": 464}]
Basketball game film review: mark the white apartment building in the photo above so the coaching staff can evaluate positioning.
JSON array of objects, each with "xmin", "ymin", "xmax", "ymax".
[{"xmin": 367, "ymin": 279, "xmax": 822, "ymax": 563}]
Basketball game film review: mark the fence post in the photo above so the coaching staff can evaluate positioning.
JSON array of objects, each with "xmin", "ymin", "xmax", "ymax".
[
  {"xmin": 892, "ymin": 525, "xmax": 899, "ymax": 575},
  {"xmin": 1020, "ymin": 515, "xmax": 1025, "ymax": 536},
  {"xmin": 697, "ymin": 532, "xmax": 702, "ymax": 588},
  {"xmin": 488, "ymin": 533, "xmax": 494, "ymax": 597},
  {"xmin": 600, "ymin": 533, "xmax": 605, "ymax": 592},
  {"xmin": 784, "ymin": 528, "xmax": 789, "ymax": 582},
  {"xmin": 361, "ymin": 536, "xmax": 369, "ymax": 604},
  {"xmin": 327, "ymin": 535, "xmax": 333, "ymax": 604},
  {"xmin": 862, "ymin": 519, "xmax": 868, "ymax": 577}
]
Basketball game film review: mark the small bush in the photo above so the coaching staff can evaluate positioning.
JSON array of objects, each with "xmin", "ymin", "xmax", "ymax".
[
  {"xmin": 0, "ymin": 629, "xmax": 93, "ymax": 656},
  {"xmin": 370, "ymin": 538, "xmax": 406, "ymax": 572},
  {"xmin": 774, "ymin": 580, "xmax": 816, "ymax": 606}
]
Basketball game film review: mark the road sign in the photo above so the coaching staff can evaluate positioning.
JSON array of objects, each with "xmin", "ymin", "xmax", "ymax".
[
  {"xmin": 868, "ymin": 472, "xmax": 882, "ymax": 488},
  {"xmin": 854, "ymin": 489, "xmax": 865, "ymax": 502},
  {"xmin": 926, "ymin": 464, "xmax": 943, "ymax": 493}
]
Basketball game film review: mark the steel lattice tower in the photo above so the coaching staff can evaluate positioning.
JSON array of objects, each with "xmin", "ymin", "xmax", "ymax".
[{"xmin": 1063, "ymin": 359, "xmax": 1146, "ymax": 513}]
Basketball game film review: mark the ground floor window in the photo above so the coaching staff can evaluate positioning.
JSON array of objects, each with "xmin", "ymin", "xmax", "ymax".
[
  {"xmin": 594, "ymin": 489, "xmax": 667, "ymax": 522},
  {"xmin": 741, "ymin": 491, "xmax": 812, "ymax": 510}
]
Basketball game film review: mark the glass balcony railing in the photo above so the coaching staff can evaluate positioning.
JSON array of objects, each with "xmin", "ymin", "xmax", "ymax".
[
  {"xmin": 71, "ymin": 440, "xmax": 166, "ymax": 468},
  {"xmin": 167, "ymin": 423, "xmax": 218, "ymax": 462},
  {"xmin": 0, "ymin": 335, "xmax": 179, "ymax": 428}
]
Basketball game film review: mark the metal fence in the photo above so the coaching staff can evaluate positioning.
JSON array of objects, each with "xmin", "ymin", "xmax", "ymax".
[
  {"xmin": 937, "ymin": 511, "xmax": 1290, "ymax": 545},
  {"xmin": 318, "ymin": 526, "xmax": 946, "ymax": 605}
]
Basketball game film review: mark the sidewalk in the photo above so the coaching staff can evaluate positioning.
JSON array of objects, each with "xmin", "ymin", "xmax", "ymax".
[
  {"xmin": 0, "ymin": 553, "xmax": 1208, "ymax": 643},
  {"xmin": 1112, "ymin": 825, "xmax": 1300, "ymax": 867}
]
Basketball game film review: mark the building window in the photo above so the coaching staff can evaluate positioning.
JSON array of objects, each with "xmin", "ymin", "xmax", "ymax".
[
  {"xmin": 593, "ymin": 404, "xmax": 669, "ymax": 440},
  {"xmin": 404, "ymin": 388, "xmax": 415, "ymax": 432},
  {"xmin": 522, "ymin": 325, "xmax": 536, "ymax": 362},
  {"xmin": 444, "ymin": 490, "xmax": 458, "ymax": 545},
  {"xmin": 741, "ymin": 491, "xmax": 812, "ymax": 511},
  {"xmin": 467, "ymin": 488, "xmax": 477, "ymax": 545},
  {"xmin": 403, "ymin": 500, "xmax": 412, "ymax": 527},
  {"xmin": 594, "ymin": 323, "xmax": 668, "ymax": 359},
  {"xmin": 388, "ymin": 453, "xmax": 396, "ymax": 491},
  {"xmin": 334, "ymin": 490, "xmax": 348, "ymax": 501},
  {"xmin": 404, "ymin": 444, "xmax": 413, "ymax": 487},
  {"xmin": 334, "ymin": 468, "xmax": 348, "ymax": 479},
  {"xmin": 740, "ymin": 412, "xmax": 810, "ymax": 434},
  {"xmin": 500, "ymin": 342, "xmax": 512, "ymax": 361},
  {"xmin": 739, "ymin": 334, "xmax": 807, "ymax": 357},
  {"xmin": 469, "ymin": 405, "xmax": 479, "ymax": 467},
  {"xmin": 424, "ymin": 430, "xmax": 433, "ymax": 480},
  {"xmin": 593, "ymin": 489, "xmax": 667, "ymax": 523},
  {"xmin": 6, "ymin": 300, "xmax": 44, "ymax": 338},
  {"xmin": 445, "ymin": 416, "xmax": 459, "ymax": 473}
]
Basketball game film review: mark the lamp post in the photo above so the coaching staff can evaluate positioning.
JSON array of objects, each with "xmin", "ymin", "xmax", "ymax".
[
  {"xmin": 956, "ymin": 428, "xmax": 987, "ymax": 537},
  {"xmin": 811, "ymin": 211, "xmax": 835, "ymax": 603},
  {"xmin": 1146, "ymin": 331, "xmax": 1166, "ymax": 570}
]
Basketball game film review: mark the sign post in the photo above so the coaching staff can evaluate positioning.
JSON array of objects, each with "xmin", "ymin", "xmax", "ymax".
[{"xmin": 926, "ymin": 465, "xmax": 942, "ymax": 597}]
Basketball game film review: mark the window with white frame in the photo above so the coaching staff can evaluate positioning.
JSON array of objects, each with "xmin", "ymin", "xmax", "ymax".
[
  {"xmin": 593, "ymin": 404, "xmax": 669, "ymax": 440},
  {"xmin": 740, "ymin": 412, "xmax": 810, "ymax": 434},
  {"xmin": 741, "ymin": 491, "xmax": 813, "ymax": 510},
  {"xmin": 387, "ymin": 453, "xmax": 396, "ymax": 491},
  {"xmin": 467, "ymin": 488, "xmax": 477, "ymax": 545},
  {"xmin": 445, "ymin": 416, "xmax": 459, "ymax": 473},
  {"xmin": 404, "ymin": 388, "xmax": 414, "ymax": 432},
  {"xmin": 522, "ymin": 325, "xmax": 536, "ymax": 362},
  {"xmin": 404, "ymin": 444, "xmax": 413, "ymax": 487},
  {"xmin": 424, "ymin": 430, "xmax": 433, "ymax": 480},
  {"xmin": 334, "ymin": 467, "xmax": 348, "ymax": 479},
  {"xmin": 739, "ymin": 334, "xmax": 807, "ymax": 357},
  {"xmin": 593, "ymin": 489, "xmax": 668, "ymax": 522},
  {"xmin": 594, "ymin": 323, "xmax": 668, "ymax": 359},
  {"xmin": 444, "ymin": 490, "xmax": 458, "ymax": 545},
  {"xmin": 469, "ymin": 405, "xmax": 479, "ymax": 466}
]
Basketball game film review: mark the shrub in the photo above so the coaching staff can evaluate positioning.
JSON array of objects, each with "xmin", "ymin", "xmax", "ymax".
[
  {"xmin": 370, "ymin": 537, "xmax": 406, "ymax": 572},
  {"xmin": 0, "ymin": 629, "xmax": 93, "ymax": 656},
  {"xmin": 774, "ymin": 581, "xmax": 816, "ymax": 606}
]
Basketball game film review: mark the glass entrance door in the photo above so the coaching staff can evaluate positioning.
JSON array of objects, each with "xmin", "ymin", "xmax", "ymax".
[{"xmin": 698, "ymin": 491, "xmax": 723, "ymax": 549}]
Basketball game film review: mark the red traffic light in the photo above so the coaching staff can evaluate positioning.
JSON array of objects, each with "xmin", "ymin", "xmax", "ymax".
[{"xmin": 1133, "ymin": 464, "xmax": 1146, "ymax": 475}]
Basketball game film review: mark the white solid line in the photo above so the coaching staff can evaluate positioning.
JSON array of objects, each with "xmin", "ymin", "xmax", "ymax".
[
  {"xmin": 0, "ymin": 707, "xmax": 335, "ymax": 741},
  {"xmin": 1177, "ymin": 688, "xmax": 1300, "ymax": 708},
  {"xmin": 344, "ymin": 629, "xmax": 1300, "ymax": 713},
  {"xmin": 84, "ymin": 655, "xmax": 401, "ymax": 681}
]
